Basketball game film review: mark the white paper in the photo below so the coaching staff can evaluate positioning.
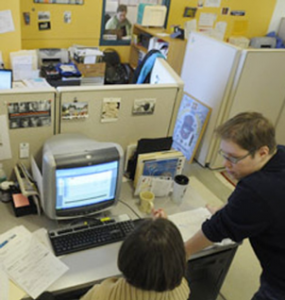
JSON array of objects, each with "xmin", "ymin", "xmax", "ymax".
[
  {"xmin": 10, "ymin": 50, "xmax": 38, "ymax": 81},
  {"xmin": 0, "ymin": 10, "xmax": 15, "ymax": 34},
  {"xmin": 134, "ymin": 175, "xmax": 173, "ymax": 197},
  {"xmin": 169, "ymin": 207, "xmax": 212, "ymax": 241},
  {"xmin": 23, "ymin": 78, "xmax": 51, "ymax": 88},
  {"xmin": 184, "ymin": 20, "xmax": 197, "ymax": 40},
  {"xmin": 0, "ymin": 226, "xmax": 68, "ymax": 299},
  {"xmin": 204, "ymin": 0, "xmax": 221, "ymax": 7},
  {"xmin": 105, "ymin": 0, "xmax": 118, "ymax": 13},
  {"xmin": 169, "ymin": 208, "xmax": 234, "ymax": 247},
  {"xmin": 213, "ymin": 21, "xmax": 227, "ymax": 40},
  {"xmin": 84, "ymin": 55, "xmax": 96, "ymax": 64},
  {"xmin": 0, "ymin": 264, "xmax": 9, "ymax": 300},
  {"xmin": 198, "ymin": 13, "xmax": 217, "ymax": 27},
  {"xmin": 0, "ymin": 115, "xmax": 12, "ymax": 161}
]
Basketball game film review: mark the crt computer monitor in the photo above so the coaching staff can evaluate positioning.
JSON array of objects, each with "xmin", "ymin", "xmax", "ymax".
[
  {"xmin": 41, "ymin": 133, "xmax": 124, "ymax": 220},
  {"xmin": 0, "ymin": 69, "xmax": 12, "ymax": 89}
]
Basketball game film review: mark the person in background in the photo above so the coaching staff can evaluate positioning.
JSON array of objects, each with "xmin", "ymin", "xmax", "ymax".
[
  {"xmin": 154, "ymin": 112, "xmax": 285, "ymax": 300},
  {"xmin": 80, "ymin": 218, "xmax": 190, "ymax": 300},
  {"xmin": 105, "ymin": 4, "xmax": 132, "ymax": 38}
]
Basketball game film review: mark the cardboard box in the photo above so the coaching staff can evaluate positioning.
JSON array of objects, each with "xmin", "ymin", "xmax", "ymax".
[{"xmin": 74, "ymin": 62, "xmax": 106, "ymax": 78}]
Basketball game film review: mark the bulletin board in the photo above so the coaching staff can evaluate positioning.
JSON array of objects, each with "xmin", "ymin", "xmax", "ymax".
[
  {"xmin": 34, "ymin": 0, "xmax": 84, "ymax": 4},
  {"xmin": 172, "ymin": 92, "xmax": 211, "ymax": 163}
]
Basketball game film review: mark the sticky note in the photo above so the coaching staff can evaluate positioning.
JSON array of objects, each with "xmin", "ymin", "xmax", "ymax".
[{"xmin": 12, "ymin": 194, "xmax": 29, "ymax": 208}]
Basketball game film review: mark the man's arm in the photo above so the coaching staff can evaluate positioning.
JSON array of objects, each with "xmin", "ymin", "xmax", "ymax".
[{"xmin": 185, "ymin": 229, "xmax": 214, "ymax": 259}]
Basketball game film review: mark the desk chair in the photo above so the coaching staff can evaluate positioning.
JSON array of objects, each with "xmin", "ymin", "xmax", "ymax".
[{"xmin": 132, "ymin": 49, "xmax": 165, "ymax": 84}]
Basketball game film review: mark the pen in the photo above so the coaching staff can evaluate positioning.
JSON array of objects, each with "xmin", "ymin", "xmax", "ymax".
[{"xmin": 0, "ymin": 234, "xmax": 16, "ymax": 249}]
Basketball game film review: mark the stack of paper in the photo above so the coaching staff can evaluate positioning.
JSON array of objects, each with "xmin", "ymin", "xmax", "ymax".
[
  {"xmin": 169, "ymin": 207, "xmax": 212, "ymax": 242},
  {"xmin": 0, "ymin": 226, "xmax": 68, "ymax": 299},
  {"xmin": 169, "ymin": 207, "xmax": 234, "ymax": 247}
]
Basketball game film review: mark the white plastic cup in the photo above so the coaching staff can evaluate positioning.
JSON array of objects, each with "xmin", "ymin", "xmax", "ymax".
[{"xmin": 171, "ymin": 175, "xmax": 189, "ymax": 205}]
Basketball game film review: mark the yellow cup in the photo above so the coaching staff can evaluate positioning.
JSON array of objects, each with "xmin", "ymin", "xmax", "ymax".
[{"xmin": 139, "ymin": 191, "xmax": 155, "ymax": 214}]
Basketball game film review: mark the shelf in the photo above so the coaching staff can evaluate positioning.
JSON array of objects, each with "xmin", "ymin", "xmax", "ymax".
[
  {"xmin": 130, "ymin": 24, "xmax": 186, "ymax": 75},
  {"xmin": 131, "ymin": 43, "xmax": 148, "ymax": 53}
]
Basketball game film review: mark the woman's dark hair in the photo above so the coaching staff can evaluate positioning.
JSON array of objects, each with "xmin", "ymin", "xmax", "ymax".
[{"xmin": 118, "ymin": 218, "xmax": 186, "ymax": 292}]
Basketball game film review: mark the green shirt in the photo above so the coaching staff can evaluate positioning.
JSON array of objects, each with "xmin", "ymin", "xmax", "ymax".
[{"xmin": 105, "ymin": 16, "xmax": 132, "ymax": 37}]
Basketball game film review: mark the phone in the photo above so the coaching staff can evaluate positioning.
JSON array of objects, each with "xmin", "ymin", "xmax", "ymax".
[{"xmin": 14, "ymin": 163, "xmax": 38, "ymax": 198}]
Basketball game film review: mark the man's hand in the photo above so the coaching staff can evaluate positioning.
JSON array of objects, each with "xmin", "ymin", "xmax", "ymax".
[
  {"xmin": 152, "ymin": 208, "xmax": 168, "ymax": 219},
  {"xmin": 205, "ymin": 203, "xmax": 224, "ymax": 215}
]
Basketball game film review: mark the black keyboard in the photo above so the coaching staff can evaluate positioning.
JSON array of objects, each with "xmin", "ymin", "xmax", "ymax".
[{"xmin": 48, "ymin": 219, "xmax": 135, "ymax": 256}]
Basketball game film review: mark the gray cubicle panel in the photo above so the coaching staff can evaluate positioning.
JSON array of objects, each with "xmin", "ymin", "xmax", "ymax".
[
  {"xmin": 0, "ymin": 87, "xmax": 56, "ymax": 178},
  {"xmin": 150, "ymin": 58, "xmax": 184, "ymax": 135},
  {"xmin": 276, "ymin": 100, "xmax": 285, "ymax": 145},
  {"xmin": 56, "ymin": 83, "xmax": 180, "ymax": 154}
]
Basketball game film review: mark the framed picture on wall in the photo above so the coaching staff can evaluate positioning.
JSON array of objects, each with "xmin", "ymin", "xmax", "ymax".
[
  {"xmin": 34, "ymin": 0, "xmax": 84, "ymax": 4},
  {"xmin": 100, "ymin": 0, "xmax": 170, "ymax": 46},
  {"xmin": 172, "ymin": 92, "xmax": 212, "ymax": 163}
]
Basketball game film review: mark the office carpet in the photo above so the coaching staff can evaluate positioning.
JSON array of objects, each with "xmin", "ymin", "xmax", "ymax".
[{"xmin": 219, "ymin": 171, "xmax": 238, "ymax": 187}]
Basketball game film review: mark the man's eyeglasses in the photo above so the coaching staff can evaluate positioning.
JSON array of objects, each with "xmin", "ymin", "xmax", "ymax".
[{"xmin": 218, "ymin": 149, "xmax": 254, "ymax": 164}]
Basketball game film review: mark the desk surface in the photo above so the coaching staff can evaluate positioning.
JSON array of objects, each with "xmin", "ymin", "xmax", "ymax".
[{"xmin": 0, "ymin": 180, "xmax": 236, "ymax": 300}]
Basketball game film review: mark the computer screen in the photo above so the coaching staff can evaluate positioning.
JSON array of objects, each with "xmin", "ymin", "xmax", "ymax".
[
  {"xmin": 0, "ymin": 69, "xmax": 12, "ymax": 89},
  {"xmin": 41, "ymin": 134, "xmax": 124, "ymax": 220},
  {"xmin": 55, "ymin": 161, "xmax": 118, "ymax": 215}
]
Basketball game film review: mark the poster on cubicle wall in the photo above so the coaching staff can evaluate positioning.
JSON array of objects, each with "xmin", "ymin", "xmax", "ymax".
[
  {"xmin": 61, "ymin": 102, "xmax": 89, "ymax": 120},
  {"xmin": 7, "ymin": 100, "xmax": 52, "ymax": 129},
  {"xmin": 172, "ymin": 92, "xmax": 211, "ymax": 163}
]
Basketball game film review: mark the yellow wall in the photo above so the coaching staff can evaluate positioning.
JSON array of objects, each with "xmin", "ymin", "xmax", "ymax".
[
  {"xmin": 167, "ymin": 0, "xmax": 276, "ymax": 40},
  {"xmin": 0, "ymin": 1, "xmax": 22, "ymax": 68},
  {"xmin": 20, "ymin": 0, "xmax": 130, "ymax": 62},
  {"xmin": 17, "ymin": 0, "xmax": 277, "ymax": 64}
]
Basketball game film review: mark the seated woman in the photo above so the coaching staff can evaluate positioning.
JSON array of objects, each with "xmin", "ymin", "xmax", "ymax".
[{"xmin": 80, "ymin": 218, "xmax": 190, "ymax": 300}]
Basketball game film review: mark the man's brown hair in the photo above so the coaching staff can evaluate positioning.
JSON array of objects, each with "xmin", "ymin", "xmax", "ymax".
[{"xmin": 215, "ymin": 112, "xmax": 276, "ymax": 154}]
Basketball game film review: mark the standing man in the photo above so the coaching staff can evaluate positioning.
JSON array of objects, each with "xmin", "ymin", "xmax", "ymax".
[
  {"xmin": 184, "ymin": 112, "xmax": 285, "ymax": 300},
  {"xmin": 105, "ymin": 5, "xmax": 132, "ymax": 38}
]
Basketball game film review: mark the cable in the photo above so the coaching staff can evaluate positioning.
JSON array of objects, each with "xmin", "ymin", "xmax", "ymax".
[{"xmin": 118, "ymin": 199, "xmax": 142, "ymax": 219}]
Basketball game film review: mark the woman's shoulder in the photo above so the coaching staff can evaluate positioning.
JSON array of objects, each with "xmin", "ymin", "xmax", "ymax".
[{"xmin": 81, "ymin": 277, "xmax": 190, "ymax": 300}]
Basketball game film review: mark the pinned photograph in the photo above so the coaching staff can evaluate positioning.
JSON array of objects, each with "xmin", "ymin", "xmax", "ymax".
[
  {"xmin": 64, "ymin": 11, "xmax": 71, "ymax": 23},
  {"xmin": 132, "ymin": 98, "xmax": 156, "ymax": 115},
  {"xmin": 183, "ymin": 7, "xmax": 197, "ymax": 18},
  {"xmin": 101, "ymin": 98, "xmax": 121, "ymax": 122},
  {"xmin": 38, "ymin": 11, "xmax": 50, "ymax": 21},
  {"xmin": 61, "ymin": 102, "xmax": 88, "ymax": 120},
  {"xmin": 38, "ymin": 21, "xmax": 51, "ymax": 30},
  {"xmin": 221, "ymin": 7, "xmax": 229, "ymax": 15}
]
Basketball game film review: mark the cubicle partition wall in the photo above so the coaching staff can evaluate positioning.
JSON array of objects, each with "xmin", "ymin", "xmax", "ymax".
[
  {"xmin": 56, "ymin": 57, "xmax": 184, "ymax": 155},
  {"xmin": 150, "ymin": 58, "xmax": 184, "ymax": 134},
  {"xmin": 0, "ymin": 59, "xmax": 183, "ymax": 178},
  {"xmin": 0, "ymin": 88, "xmax": 56, "ymax": 178},
  {"xmin": 57, "ymin": 83, "xmax": 180, "ymax": 153}
]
